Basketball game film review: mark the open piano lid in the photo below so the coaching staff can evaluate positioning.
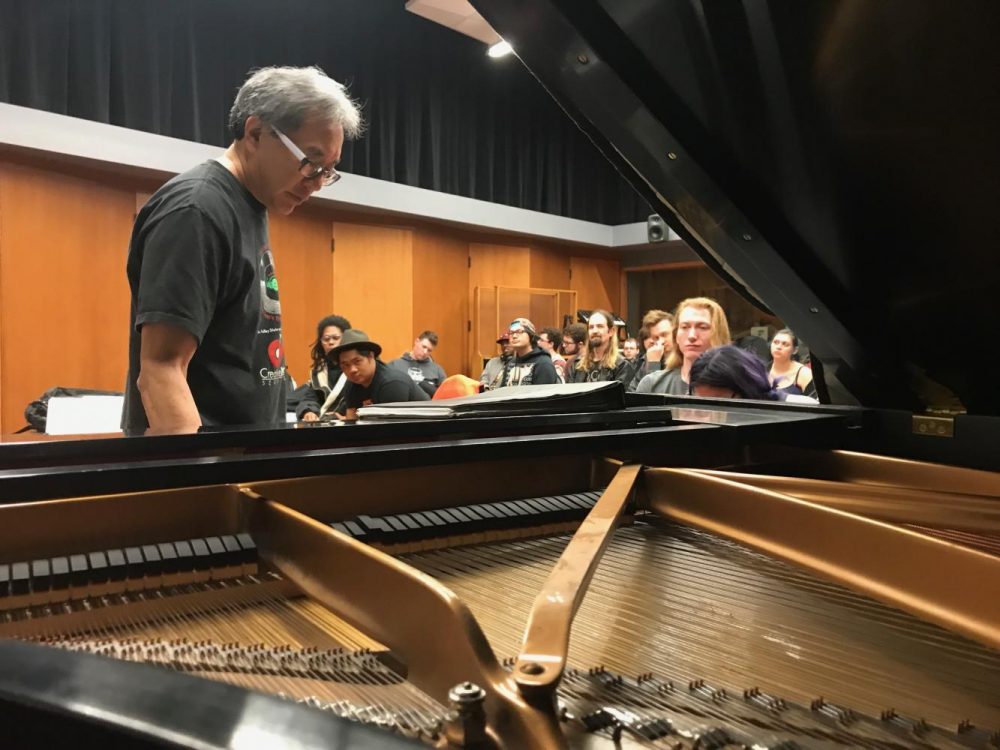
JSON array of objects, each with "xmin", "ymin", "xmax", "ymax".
[{"xmin": 470, "ymin": 0, "xmax": 1000, "ymax": 416}]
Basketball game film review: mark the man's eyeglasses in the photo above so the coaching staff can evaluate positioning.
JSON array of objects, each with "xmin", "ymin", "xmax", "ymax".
[
  {"xmin": 508, "ymin": 329, "xmax": 528, "ymax": 336},
  {"xmin": 272, "ymin": 126, "xmax": 341, "ymax": 186}
]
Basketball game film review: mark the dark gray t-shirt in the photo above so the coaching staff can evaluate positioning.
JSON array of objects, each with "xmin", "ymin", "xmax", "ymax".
[
  {"xmin": 122, "ymin": 161, "xmax": 287, "ymax": 434},
  {"xmin": 636, "ymin": 368, "xmax": 688, "ymax": 395}
]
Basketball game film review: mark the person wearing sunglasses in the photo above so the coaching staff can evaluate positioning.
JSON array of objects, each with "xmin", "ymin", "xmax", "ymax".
[{"xmin": 123, "ymin": 66, "xmax": 362, "ymax": 436}]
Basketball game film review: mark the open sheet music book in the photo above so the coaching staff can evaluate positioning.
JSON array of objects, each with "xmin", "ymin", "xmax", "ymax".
[{"xmin": 357, "ymin": 381, "xmax": 624, "ymax": 419}]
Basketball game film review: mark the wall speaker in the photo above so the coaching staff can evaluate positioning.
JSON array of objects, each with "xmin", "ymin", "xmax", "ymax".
[{"xmin": 647, "ymin": 214, "xmax": 666, "ymax": 243}]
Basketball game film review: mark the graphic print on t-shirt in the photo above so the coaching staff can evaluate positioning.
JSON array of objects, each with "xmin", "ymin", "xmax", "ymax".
[
  {"xmin": 256, "ymin": 246, "xmax": 286, "ymax": 388},
  {"xmin": 267, "ymin": 339, "xmax": 283, "ymax": 368},
  {"xmin": 259, "ymin": 249, "xmax": 282, "ymax": 318}
]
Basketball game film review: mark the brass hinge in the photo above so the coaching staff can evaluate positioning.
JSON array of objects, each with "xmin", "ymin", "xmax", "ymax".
[{"xmin": 912, "ymin": 413, "xmax": 956, "ymax": 438}]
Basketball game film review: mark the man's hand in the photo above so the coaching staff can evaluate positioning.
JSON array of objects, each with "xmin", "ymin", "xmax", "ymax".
[
  {"xmin": 645, "ymin": 341, "xmax": 666, "ymax": 365},
  {"xmin": 301, "ymin": 412, "xmax": 320, "ymax": 422},
  {"xmin": 137, "ymin": 322, "xmax": 201, "ymax": 435}
]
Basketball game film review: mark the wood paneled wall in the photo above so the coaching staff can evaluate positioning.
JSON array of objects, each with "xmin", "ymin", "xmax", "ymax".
[
  {"xmin": 0, "ymin": 163, "xmax": 134, "ymax": 433},
  {"xmin": 412, "ymin": 230, "xmax": 468, "ymax": 378},
  {"xmin": 331, "ymin": 223, "xmax": 414, "ymax": 375},
  {"xmin": 269, "ymin": 211, "xmax": 336, "ymax": 384},
  {"xmin": 0, "ymin": 156, "xmax": 627, "ymax": 433}
]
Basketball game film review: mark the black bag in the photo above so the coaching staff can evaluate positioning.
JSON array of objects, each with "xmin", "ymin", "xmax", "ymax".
[{"xmin": 21, "ymin": 387, "xmax": 123, "ymax": 433}]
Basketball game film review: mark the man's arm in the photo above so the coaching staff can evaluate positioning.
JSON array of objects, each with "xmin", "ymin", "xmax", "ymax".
[
  {"xmin": 137, "ymin": 322, "xmax": 200, "ymax": 434},
  {"xmin": 531, "ymin": 357, "xmax": 559, "ymax": 385}
]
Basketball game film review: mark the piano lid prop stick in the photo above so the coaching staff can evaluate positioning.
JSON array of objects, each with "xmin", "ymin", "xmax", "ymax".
[{"xmin": 514, "ymin": 463, "xmax": 641, "ymax": 702}]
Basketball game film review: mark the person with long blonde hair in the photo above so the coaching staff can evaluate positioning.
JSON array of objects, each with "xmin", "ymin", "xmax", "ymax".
[
  {"xmin": 568, "ymin": 310, "xmax": 633, "ymax": 384},
  {"xmin": 636, "ymin": 297, "xmax": 730, "ymax": 394}
]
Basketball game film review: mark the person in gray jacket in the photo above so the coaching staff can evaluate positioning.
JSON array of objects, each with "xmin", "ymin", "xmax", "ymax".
[
  {"xmin": 480, "ymin": 332, "xmax": 512, "ymax": 390},
  {"xmin": 387, "ymin": 330, "xmax": 447, "ymax": 397}
]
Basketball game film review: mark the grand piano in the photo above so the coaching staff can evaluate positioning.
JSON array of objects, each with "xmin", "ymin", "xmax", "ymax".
[{"xmin": 0, "ymin": 1, "xmax": 997, "ymax": 748}]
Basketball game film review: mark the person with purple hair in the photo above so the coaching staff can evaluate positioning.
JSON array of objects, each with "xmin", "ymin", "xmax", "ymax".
[{"xmin": 688, "ymin": 345, "xmax": 818, "ymax": 403}]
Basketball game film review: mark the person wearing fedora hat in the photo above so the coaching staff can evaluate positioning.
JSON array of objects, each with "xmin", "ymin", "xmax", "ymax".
[{"xmin": 327, "ymin": 329, "xmax": 429, "ymax": 419}]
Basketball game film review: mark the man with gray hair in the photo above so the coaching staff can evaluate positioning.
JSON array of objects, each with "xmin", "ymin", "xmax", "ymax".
[{"xmin": 122, "ymin": 66, "xmax": 362, "ymax": 435}]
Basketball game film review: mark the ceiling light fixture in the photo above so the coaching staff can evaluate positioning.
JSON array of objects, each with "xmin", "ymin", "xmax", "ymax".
[{"xmin": 487, "ymin": 40, "xmax": 513, "ymax": 58}]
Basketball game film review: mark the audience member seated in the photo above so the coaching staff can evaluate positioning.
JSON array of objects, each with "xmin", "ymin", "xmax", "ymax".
[
  {"xmin": 689, "ymin": 345, "xmax": 818, "ymax": 403},
  {"xmin": 295, "ymin": 314, "xmax": 351, "ymax": 422},
  {"xmin": 500, "ymin": 318, "xmax": 559, "ymax": 386},
  {"xmin": 327, "ymin": 330, "xmax": 430, "ymax": 419},
  {"xmin": 560, "ymin": 322, "xmax": 587, "ymax": 381},
  {"xmin": 537, "ymin": 327, "xmax": 567, "ymax": 383},
  {"xmin": 621, "ymin": 337, "xmax": 640, "ymax": 362},
  {"xmin": 768, "ymin": 329, "xmax": 816, "ymax": 399},
  {"xmin": 567, "ymin": 310, "xmax": 632, "ymax": 384},
  {"xmin": 627, "ymin": 309, "xmax": 673, "ymax": 391},
  {"xmin": 480, "ymin": 332, "xmax": 512, "ymax": 390},
  {"xmin": 387, "ymin": 330, "xmax": 447, "ymax": 397},
  {"xmin": 636, "ymin": 296, "xmax": 730, "ymax": 395}
]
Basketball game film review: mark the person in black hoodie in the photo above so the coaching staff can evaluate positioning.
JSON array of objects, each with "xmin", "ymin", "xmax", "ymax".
[{"xmin": 500, "ymin": 318, "xmax": 559, "ymax": 386}]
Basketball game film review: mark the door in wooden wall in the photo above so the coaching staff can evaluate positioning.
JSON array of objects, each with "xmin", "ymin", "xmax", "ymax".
[{"xmin": 332, "ymin": 223, "xmax": 414, "ymax": 364}]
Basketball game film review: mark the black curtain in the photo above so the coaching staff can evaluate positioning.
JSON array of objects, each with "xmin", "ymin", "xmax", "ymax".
[{"xmin": 0, "ymin": 0, "xmax": 650, "ymax": 224}]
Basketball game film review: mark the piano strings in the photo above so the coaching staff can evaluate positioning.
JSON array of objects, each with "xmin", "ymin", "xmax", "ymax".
[{"xmin": 404, "ymin": 520, "xmax": 1000, "ymax": 731}]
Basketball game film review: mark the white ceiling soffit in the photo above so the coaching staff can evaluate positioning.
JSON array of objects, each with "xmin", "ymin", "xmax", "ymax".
[{"xmin": 404, "ymin": 0, "xmax": 500, "ymax": 45}]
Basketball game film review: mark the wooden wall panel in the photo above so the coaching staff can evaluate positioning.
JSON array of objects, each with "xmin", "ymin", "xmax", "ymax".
[
  {"xmin": 332, "ymin": 222, "xmax": 413, "ymax": 363},
  {"xmin": 268, "ymin": 211, "xmax": 335, "ymax": 384},
  {"xmin": 0, "ymin": 163, "xmax": 135, "ymax": 433},
  {"xmin": 529, "ymin": 246, "xmax": 570, "ymax": 290},
  {"xmin": 412, "ymin": 230, "xmax": 468, "ymax": 377},
  {"xmin": 570, "ymin": 256, "xmax": 621, "ymax": 314},
  {"xmin": 468, "ymin": 243, "xmax": 529, "ymax": 374}
]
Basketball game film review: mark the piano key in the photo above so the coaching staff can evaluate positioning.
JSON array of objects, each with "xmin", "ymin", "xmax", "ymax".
[
  {"xmin": 68, "ymin": 554, "xmax": 89, "ymax": 589},
  {"xmin": 30, "ymin": 559, "xmax": 51, "ymax": 593},
  {"xmin": 173, "ymin": 540, "xmax": 195, "ymax": 569},
  {"xmin": 329, "ymin": 522, "xmax": 352, "ymax": 536},
  {"xmin": 49, "ymin": 556, "xmax": 70, "ymax": 592},
  {"xmin": 141, "ymin": 544, "xmax": 164, "ymax": 577},
  {"xmin": 466, "ymin": 504, "xmax": 501, "ymax": 520},
  {"xmin": 234, "ymin": 533, "xmax": 258, "ymax": 576},
  {"xmin": 189, "ymin": 538, "xmax": 212, "ymax": 568},
  {"xmin": 343, "ymin": 520, "xmax": 368, "ymax": 537},
  {"xmin": 480, "ymin": 503, "xmax": 516, "ymax": 519},
  {"xmin": 187, "ymin": 538, "xmax": 212, "ymax": 582},
  {"xmin": 156, "ymin": 543, "xmax": 180, "ymax": 575},
  {"xmin": 542, "ymin": 495, "xmax": 577, "ymax": 512},
  {"xmin": 528, "ymin": 496, "xmax": 564, "ymax": 514},
  {"xmin": 506, "ymin": 500, "xmax": 537, "ymax": 517},
  {"xmin": 356, "ymin": 515, "xmax": 393, "ymax": 537},
  {"xmin": 87, "ymin": 551, "xmax": 111, "ymax": 596},
  {"xmin": 383, "ymin": 516, "xmax": 408, "ymax": 533},
  {"xmin": 395, "ymin": 513, "xmax": 421, "ymax": 531},
  {"xmin": 29, "ymin": 559, "xmax": 53, "ymax": 606},
  {"xmin": 428, "ymin": 508, "xmax": 459, "ymax": 526},
  {"xmin": 205, "ymin": 536, "xmax": 240, "ymax": 580},
  {"xmin": 105, "ymin": 550, "xmax": 128, "ymax": 582},
  {"xmin": 445, "ymin": 506, "xmax": 475, "ymax": 523},
  {"xmin": 204, "ymin": 536, "xmax": 226, "ymax": 557},
  {"xmin": 10, "ymin": 562, "xmax": 30, "ymax": 596},
  {"xmin": 234, "ymin": 533, "xmax": 256, "ymax": 558},
  {"xmin": 220, "ymin": 535, "xmax": 243, "ymax": 567},
  {"xmin": 408, "ymin": 512, "xmax": 439, "ymax": 529}
]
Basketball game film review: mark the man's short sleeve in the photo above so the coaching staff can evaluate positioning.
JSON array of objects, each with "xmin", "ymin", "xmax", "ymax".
[{"xmin": 134, "ymin": 206, "xmax": 226, "ymax": 343}]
